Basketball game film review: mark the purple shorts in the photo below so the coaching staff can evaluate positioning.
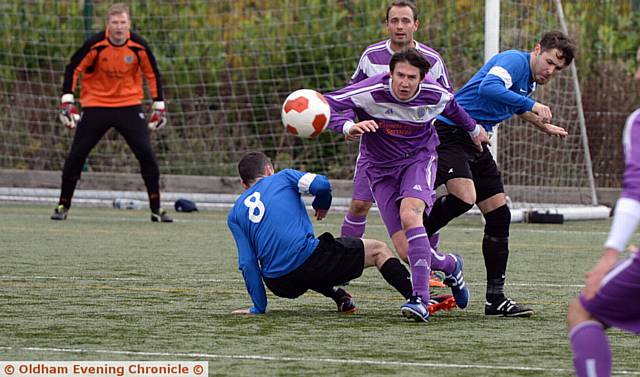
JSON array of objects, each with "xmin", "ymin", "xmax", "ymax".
[
  {"xmin": 579, "ymin": 251, "xmax": 640, "ymax": 334},
  {"xmin": 366, "ymin": 155, "xmax": 437, "ymax": 236},
  {"xmin": 351, "ymin": 152, "xmax": 374, "ymax": 202}
]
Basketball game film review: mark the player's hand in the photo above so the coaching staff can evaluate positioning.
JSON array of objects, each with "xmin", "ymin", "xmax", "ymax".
[
  {"xmin": 541, "ymin": 123, "xmax": 568, "ymax": 137},
  {"xmin": 59, "ymin": 94, "xmax": 80, "ymax": 129},
  {"xmin": 470, "ymin": 126, "xmax": 491, "ymax": 152},
  {"xmin": 582, "ymin": 248, "xmax": 619, "ymax": 300},
  {"xmin": 314, "ymin": 208, "xmax": 328, "ymax": 220},
  {"xmin": 232, "ymin": 308, "xmax": 255, "ymax": 315},
  {"xmin": 346, "ymin": 120, "xmax": 378, "ymax": 140},
  {"xmin": 148, "ymin": 101, "xmax": 167, "ymax": 131},
  {"xmin": 532, "ymin": 102, "xmax": 552, "ymax": 124}
]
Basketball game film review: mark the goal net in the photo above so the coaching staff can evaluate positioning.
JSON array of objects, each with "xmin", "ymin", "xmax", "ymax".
[{"xmin": 0, "ymin": 0, "xmax": 600, "ymax": 215}]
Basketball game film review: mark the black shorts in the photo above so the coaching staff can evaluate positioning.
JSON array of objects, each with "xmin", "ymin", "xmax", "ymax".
[
  {"xmin": 263, "ymin": 233, "xmax": 365, "ymax": 299},
  {"xmin": 434, "ymin": 121, "xmax": 504, "ymax": 203}
]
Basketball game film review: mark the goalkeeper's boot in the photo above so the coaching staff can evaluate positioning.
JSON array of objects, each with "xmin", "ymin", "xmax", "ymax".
[
  {"xmin": 50, "ymin": 205, "xmax": 68, "ymax": 220},
  {"xmin": 334, "ymin": 288, "xmax": 357, "ymax": 314},
  {"xmin": 400, "ymin": 295, "xmax": 429, "ymax": 322},
  {"xmin": 485, "ymin": 297, "xmax": 534, "ymax": 317},
  {"xmin": 443, "ymin": 253, "xmax": 469, "ymax": 309},
  {"xmin": 151, "ymin": 208, "xmax": 173, "ymax": 223},
  {"xmin": 428, "ymin": 294, "xmax": 457, "ymax": 315}
]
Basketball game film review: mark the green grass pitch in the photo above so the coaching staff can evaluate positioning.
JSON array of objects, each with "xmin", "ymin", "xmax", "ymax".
[{"xmin": 0, "ymin": 204, "xmax": 638, "ymax": 376}]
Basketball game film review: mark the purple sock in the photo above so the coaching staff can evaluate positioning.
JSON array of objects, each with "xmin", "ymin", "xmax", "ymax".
[
  {"xmin": 406, "ymin": 226, "xmax": 430, "ymax": 302},
  {"xmin": 430, "ymin": 247, "xmax": 456, "ymax": 274},
  {"xmin": 569, "ymin": 321, "xmax": 612, "ymax": 377},
  {"xmin": 340, "ymin": 213, "xmax": 367, "ymax": 238}
]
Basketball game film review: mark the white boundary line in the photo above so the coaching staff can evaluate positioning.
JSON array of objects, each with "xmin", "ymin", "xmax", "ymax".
[
  {"xmin": 0, "ymin": 275, "xmax": 584, "ymax": 288},
  {"xmin": 0, "ymin": 346, "xmax": 639, "ymax": 375}
]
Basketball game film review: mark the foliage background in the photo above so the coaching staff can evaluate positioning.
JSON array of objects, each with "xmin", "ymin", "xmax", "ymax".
[{"xmin": 0, "ymin": 0, "xmax": 639, "ymax": 188}]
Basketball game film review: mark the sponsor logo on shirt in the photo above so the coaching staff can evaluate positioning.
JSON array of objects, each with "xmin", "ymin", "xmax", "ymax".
[{"xmin": 413, "ymin": 184, "xmax": 422, "ymax": 191}]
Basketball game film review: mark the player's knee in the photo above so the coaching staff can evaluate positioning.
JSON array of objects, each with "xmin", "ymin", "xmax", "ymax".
[
  {"xmin": 483, "ymin": 204, "xmax": 510, "ymax": 238},
  {"xmin": 567, "ymin": 298, "xmax": 592, "ymax": 330},
  {"xmin": 446, "ymin": 180, "xmax": 476, "ymax": 204},
  {"xmin": 364, "ymin": 239, "xmax": 392, "ymax": 266},
  {"xmin": 349, "ymin": 200, "xmax": 372, "ymax": 217}
]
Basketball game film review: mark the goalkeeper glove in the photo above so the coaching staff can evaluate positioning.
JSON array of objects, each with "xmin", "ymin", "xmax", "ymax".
[
  {"xmin": 59, "ymin": 94, "xmax": 80, "ymax": 129},
  {"xmin": 148, "ymin": 101, "xmax": 167, "ymax": 131}
]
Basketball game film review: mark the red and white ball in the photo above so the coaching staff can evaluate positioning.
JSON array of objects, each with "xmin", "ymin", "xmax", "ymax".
[{"xmin": 281, "ymin": 89, "xmax": 331, "ymax": 138}]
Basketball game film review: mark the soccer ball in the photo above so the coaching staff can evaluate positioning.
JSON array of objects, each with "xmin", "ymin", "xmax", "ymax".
[{"xmin": 281, "ymin": 89, "xmax": 331, "ymax": 138}]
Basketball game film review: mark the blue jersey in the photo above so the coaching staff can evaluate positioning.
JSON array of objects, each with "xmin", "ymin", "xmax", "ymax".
[
  {"xmin": 227, "ymin": 169, "xmax": 332, "ymax": 314},
  {"xmin": 438, "ymin": 50, "xmax": 537, "ymax": 132}
]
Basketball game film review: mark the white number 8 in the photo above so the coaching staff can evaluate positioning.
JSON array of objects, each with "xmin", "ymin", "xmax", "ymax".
[{"xmin": 244, "ymin": 192, "xmax": 265, "ymax": 223}]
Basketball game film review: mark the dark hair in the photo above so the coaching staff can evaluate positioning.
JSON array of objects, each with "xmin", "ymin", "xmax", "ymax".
[
  {"xmin": 385, "ymin": 0, "xmax": 418, "ymax": 22},
  {"xmin": 389, "ymin": 48, "xmax": 431, "ymax": 79},
  {"xmin": 539, "ymin": 31, "xmax": 576, "ymax": 65},
  {"xmin": 238, "ymin": 151, "xmax": 272, "ymax": 186}
]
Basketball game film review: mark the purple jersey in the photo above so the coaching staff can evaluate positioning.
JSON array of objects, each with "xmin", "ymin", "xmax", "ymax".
[
  {"xmin": 325, "ymin": 73, "xmax": 476, "ymax": 167},
  {"xmin": 622, "ymin": 109, "xmax": 640, "ymax": 201},
  {"xmin": 351, "ymin": 40, "xmax": 453, "ymax": 92}
]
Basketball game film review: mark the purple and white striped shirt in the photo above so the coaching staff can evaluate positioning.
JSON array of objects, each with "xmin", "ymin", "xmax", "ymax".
[
  {"xmin": 350, "ymin": 39, "xmax": 453, "ymax": 92},
  {"xmin": 325, "ymin": 73, "xmax": 475, "ymax": 167}
]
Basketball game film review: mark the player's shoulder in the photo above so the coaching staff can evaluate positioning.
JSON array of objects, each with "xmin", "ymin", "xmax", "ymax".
[
  {"xmin": 128, "ymin": 32, "xmax": 153, "ymax": 50},
  {"xmin": 495, "ymin": 49, "xmax": 529, "ymax": 64},
  {"xmin": 415, "ymin": 41, "xmax": 444, "ymax": 60},
  {"xmin": 359, "ymin": 40, "xmax": 391, "ymax": 61},
  {"xmin": 624, "ymin": 108, "xmax": 640, "ymax": 136},
  {"xmin": 83, "ymin": 31, "xmax": 108, "ymax": 49},
  {"xmin": 627, "ymin": 108, "xmax": 640, "ymax": 125},
  {"xmin": 361, "ymin": 40, "xmax": 388, "ymax": 54}
]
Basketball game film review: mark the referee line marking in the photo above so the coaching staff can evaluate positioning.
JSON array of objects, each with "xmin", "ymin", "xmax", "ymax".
[
  {"xmin": 0, "ymin": 346, "xmax": 638, "ymax": 375},
  {"xmin": 0, "ymin": 275, "xmax": 585, "ymax": 288}
]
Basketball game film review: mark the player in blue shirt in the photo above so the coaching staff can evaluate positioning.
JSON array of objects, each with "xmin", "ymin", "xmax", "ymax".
[
  {"xmin": 424, "ymin": 31, "xmax": 576, "ymax": 317},
  {"xmin": 227, "ymin": 151, "xmax": 415, "ymax": 315}
]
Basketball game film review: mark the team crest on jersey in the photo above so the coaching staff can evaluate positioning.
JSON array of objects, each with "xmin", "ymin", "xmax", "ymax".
[
  {"xmin": 124, "ymin": 55, "xmax": 134, "ymax": 64},
  {"xmin": 416, "ymin": 107, "xmax": 427, "ymax": 119}
]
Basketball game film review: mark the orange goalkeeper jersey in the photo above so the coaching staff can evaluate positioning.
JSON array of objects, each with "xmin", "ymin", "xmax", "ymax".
[{"xmin": 62, "ymin": 29, "xmax": 163, "ymax": 108}]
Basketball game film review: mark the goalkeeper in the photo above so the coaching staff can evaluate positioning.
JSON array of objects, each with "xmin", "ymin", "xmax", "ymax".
[
  {"xmin": 51, "ymin": 3, "xmax": 172, "ymax": 223},
  {"xmin": 424, "ymin": 31, "xmax": 576, "ymax": 317}
]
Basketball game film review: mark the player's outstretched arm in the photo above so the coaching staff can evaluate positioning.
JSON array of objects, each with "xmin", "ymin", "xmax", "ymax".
[
  {"xmin": 228, "ymin": 219, "xmax": 268, "ymax": 314},
  {"xmin": 519, "ymin": 111, "xmax": 568, "ymax": 137}
]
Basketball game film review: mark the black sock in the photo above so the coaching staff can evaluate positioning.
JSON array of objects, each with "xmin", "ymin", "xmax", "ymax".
[
  {"xmin": 143, "ymin": 175, "xmax": 161, "ymax": 212},
  {"xmin": 424, "ymin": 194, "xmax": 474, "ymax": 236},
  {"xmin": 59, "ymin": 178, "xmax": 78, "ymax": 209},
  {"xmin": 380, "ymin": 258, "xmax": 412, "ymax": 299},
  {"xmin": 482, "ymin": 205, "xmax": 510, "ymax": 303}
]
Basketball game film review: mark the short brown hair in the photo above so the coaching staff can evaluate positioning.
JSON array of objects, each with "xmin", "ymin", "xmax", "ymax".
[
  {"xmin": 238, "ymin": 151, "xmax": 273, "ymax": 186},
  {"xmin": 107, "ymin": 3, "xmax": 130, "ymax": 18},
  {"xmin": 539, "ymin": 31, "xmax": 576, "ymax": 65},
  {"xmin": 390, "ymin": 48, "xmax": 431, "ymax": 80},
  {"xmin": 385, "ymin": 0, "xmax": 418, "ymax": 22}
]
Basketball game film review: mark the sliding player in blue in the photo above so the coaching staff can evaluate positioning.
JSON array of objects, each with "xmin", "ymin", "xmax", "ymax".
[{"xmin": 227, "ymin": 151, "xmax": 416, "ymax": 316}]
